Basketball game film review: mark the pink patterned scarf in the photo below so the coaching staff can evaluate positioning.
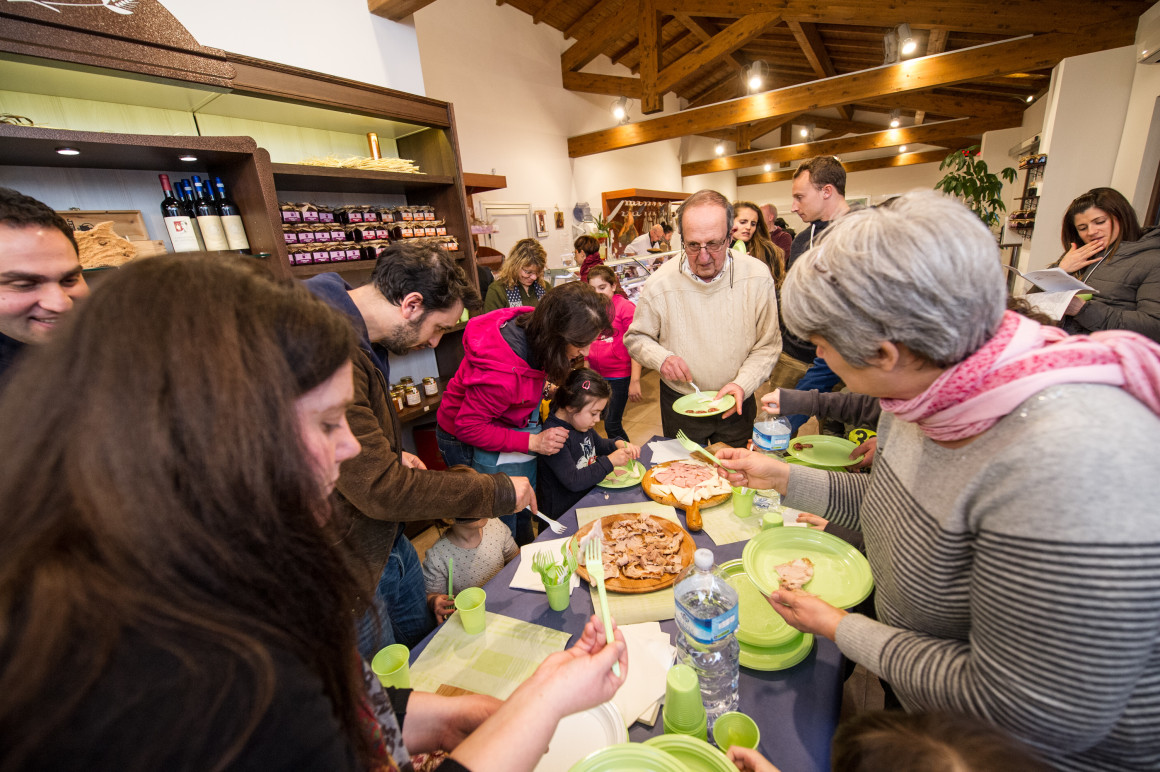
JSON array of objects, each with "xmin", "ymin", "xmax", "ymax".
[{"xmin": 880, "ymin": 311, "xmax": 1160, "ymax": 441}]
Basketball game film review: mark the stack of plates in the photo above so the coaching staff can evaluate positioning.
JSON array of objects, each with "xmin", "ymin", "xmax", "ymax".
[
  {"xmin": 741, "ymin": 528, "xmax": 874, "ymax": 609},
  {"xmin": 570, "ymin": 736, "xmax": 736, "ymax": 772},
  {"xmin": 644, "ymin": 735, "xmax": 736, "ymax": 771},
  {"xmin": 536, "ymin": 703, "xmax": 627, "ymax": 772},
  {"xmin": 719, "ymin": 559, "xmax": 814, "ymax": 671}
]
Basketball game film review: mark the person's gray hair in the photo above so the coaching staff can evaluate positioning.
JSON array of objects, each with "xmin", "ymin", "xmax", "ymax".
[
  {"xmin": 781, "ymin": 190, "xmax": 1007, "ymax": 368},
  {"xmin": 676, "ymin": 189, "xmax": 733, "ymax": 240}
]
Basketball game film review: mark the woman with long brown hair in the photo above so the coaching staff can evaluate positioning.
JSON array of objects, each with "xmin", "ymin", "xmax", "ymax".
[
  {"xmin": 0, "ymin": 256, "xmax": 626, "ymax": 771},
  {"xmin": 732, "ymin": 199, "xmax": 785, "ymax": 285},
  {"xmin": 482, "ymin": 237, "xmax": 550, "ymax": 312}
]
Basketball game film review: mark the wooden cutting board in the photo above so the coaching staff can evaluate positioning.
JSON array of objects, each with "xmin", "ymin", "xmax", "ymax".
[{"xmin": 573, "ymin": 513, "xmax": 694, "ymax": 594}]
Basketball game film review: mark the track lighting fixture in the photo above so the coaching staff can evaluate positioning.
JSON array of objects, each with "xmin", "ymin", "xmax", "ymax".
[
  {"xmin": 714, "ymin": 142, "xmax": 726, "ymax": 156},
  {"xmin": 610, "ymin": 96, "xmax": 630, "ymax": 124},
  {"xmin": 897, "ymin": 24, "xmax": 917, "ymax": 56},
  {"xmin": 745, "ymin": 60, "xmax": 769, "ymax": 92},
  {"xmin": 890, "ymin": 109, "xmax": 901, "ymax": 128}
]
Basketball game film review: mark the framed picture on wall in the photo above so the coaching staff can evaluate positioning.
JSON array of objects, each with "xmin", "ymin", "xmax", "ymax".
[
  {"xmin": 534, "ymin": 210, "xmax": 548, "ymax": 237},
  {"xmin": 554, "ymin": 210, "xmax": 565, "ymax": 229}
]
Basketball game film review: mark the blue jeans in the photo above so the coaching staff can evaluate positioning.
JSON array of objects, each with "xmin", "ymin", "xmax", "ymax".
[
  {"xmin": 788, "ymin": 357, "xmax": 841, "ymax": 433},
  {"xmin": 436, "ymin": 424, "xmax": 475, "ymax": 468},
  {"xmin": 356, "ymin": 533, "xmax": 435, "ymax": 659},
  {"xmin": 602, "ymin": 376, "xmax": 630, "ymax": 442}
]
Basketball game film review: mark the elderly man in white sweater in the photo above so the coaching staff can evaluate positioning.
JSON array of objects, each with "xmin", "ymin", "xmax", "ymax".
[{"xmin": 625, "ymin": 190, "xmax": 781, "ymax": 446}]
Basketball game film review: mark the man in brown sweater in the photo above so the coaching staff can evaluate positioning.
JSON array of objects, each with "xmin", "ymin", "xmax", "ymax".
[{"xmin": 305, "ymin": 243, "xmax": 536, "ymax": 655}]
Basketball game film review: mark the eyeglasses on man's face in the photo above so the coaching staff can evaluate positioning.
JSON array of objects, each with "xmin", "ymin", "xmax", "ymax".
[{"xmin": 683, "ymin": 239, "xmax": 728, "ymax": 256}]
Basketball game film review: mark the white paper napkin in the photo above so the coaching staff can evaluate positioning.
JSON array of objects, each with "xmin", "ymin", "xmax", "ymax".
[
  {"xmin": 612, "ymin": 623, "xmax": 676, "ymax": 727},
  {"xmin": 509, "ymin": 538, "xmax": 580, "ymax": 593},
  {"xmin": 647, "ymin": 439, "xmax": 690, "ymax": 465}
]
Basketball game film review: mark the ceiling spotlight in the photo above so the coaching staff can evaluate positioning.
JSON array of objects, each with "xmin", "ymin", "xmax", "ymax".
[
  {"xmin": 799, "ymin": 122, "xmax": 816, "ymax": 141},
  {"xmin": 1025, "ymin": 94, "xmax": 1035, "ymax": 103},
  {"xmin": 764, "ymin": 163, "xmax": 772, "ymax": 172},
  {"xmin": 179, "ymin": 154, "xmax": 198, "ymax": 162},
  {"xmin": 715, "ymin": 142, "xmax": 726, "ymax": 156},
  {"xmin": 897, "ymin": 24, "xmax": 917, "ymax": 56},
  {"xmin": 899, "ymin": 145, "xmax": 908, "ymax": 153},
  {"xmin": 746, "ymin": 60, "xmax": 769, "ymax": 92},
  {"xmin": 890, "ymin": 109, "xmax": 901, "ymax": 128},
  {"xmin": 55, "ymin": 147, "xmax": 80, "ymax": 156},
  {"xmin": 610, "ymin": 96, "xmax": 630, "ymax": 124}
]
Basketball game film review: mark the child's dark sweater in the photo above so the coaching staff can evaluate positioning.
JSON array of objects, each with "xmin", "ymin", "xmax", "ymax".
[{"xmin": 536, "ymin": 413, "xmax": 620, "ymax": 518}]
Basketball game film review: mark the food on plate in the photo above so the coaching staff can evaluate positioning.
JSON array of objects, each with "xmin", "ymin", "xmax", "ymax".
[
  {"xmin": 652, "ymin": 461, "xmax": 715, "ymax": 487},
  {"xmin": 775, "ymin": 558, "xmax": 815, "ymax": 591},
  {"xmin": 649, "ymin": 460, "xmax": 731, "ymax": 508},
  {"xmin": 792, "ymin": 442, "xmax": 814, "ymax": 451},
  {"xmin": 586, "ymin": 514, "xmax": 686, "ymax": 580}
]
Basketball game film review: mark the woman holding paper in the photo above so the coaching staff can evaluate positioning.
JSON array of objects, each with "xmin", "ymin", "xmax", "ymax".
[
  {"xmin": 715, "ymin": 191, "xmax": 1160, "ymax": 772},
  {"xmin": 1056, "ymin": 187, "xmax": 1160, "ymax": 342}
]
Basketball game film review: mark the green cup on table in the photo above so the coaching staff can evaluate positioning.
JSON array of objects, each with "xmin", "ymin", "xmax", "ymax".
[
  {"xmin": 455, "ymin": 586, "xmax": 487, "ymax": 634},
  {"xmin": 543, "ymin": 578, "xmax": 571, "ymax": 611},
  {"xmin": 713, "ymin": 711, "xmax": 760, "ymax": 750},
  {"xmin": 371, "ymin": 643, "xmax": 411, "ymax": 689},
  {"xmin": 731, "ymin": 486, "xmax": 756, "ymax": 517}
]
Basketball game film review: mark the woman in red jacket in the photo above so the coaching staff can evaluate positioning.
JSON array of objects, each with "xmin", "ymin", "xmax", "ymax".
[{"xmin": 436, "ymin": 281, "xmax": 609, "ymax": 543}]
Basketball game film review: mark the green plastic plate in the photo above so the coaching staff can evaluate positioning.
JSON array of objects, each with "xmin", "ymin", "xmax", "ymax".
[
  {"xmin": 644, "ymin": 734, "xmax": 736, "ymax": 772},
  {"xmin": 742, "ymin": 527, "xmax": 873, "ymax": 609},
  {"xmin": 672, "ymin": 392, "xmax": 736, "ymax": 418},
  {"xmin": 598, "ymin": 459, "xmax": 646, "ymax": 489},
  {"xmin": 569, "ymin": 742, "xmax": 687, "ymax": 772},
  {"xmin": 787, "ymin": 434, "xmax": 863, "ymax": 467},
  {"xmin": 719, "ymin": 560, "xmax": 799, "ymax": 648},
  {"xmin": 739, "ymin": 634, "xmax": 815, "ymax": 671}
]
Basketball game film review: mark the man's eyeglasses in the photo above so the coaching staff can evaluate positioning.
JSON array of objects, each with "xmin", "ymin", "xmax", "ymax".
[{"xmin": 683, "ymin": 239, "xmax": 728, "ymax": 256}]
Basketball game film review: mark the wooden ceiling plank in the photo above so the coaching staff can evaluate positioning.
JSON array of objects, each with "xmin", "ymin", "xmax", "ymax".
[
  {"xmin": 367, "ymin": 0, "xmax": 437, "ymax": 20},
  {"xmin": 736, "ymin": 148, "xmax": 949, "ymax": 186},
  {"xmin": 673, "ymin": 13, "xmax": 747, "ymax": 72},
  {"xmin": 561, "ymin": 71, "xmax": 644, "ymax": 99},
  {"xmin": 914, "ymin": 28, "xmax": 950, "ymax": 124},
  {"xmin": 562, "ymin": 1, "xmax": 637, "ymax": 72},
  {"xmin": 563, "ymin": 0, "xmax": 622, "ymax": 41},
  {"xmin": 657, "ymin": 12, "xmax": 780, "ymax": 93},
  {"xmin": 569, "ymin": 24, "xmax": 1132, "ymax": 157},
  {"xmin": 653, "ymin": 0, "xmax": 1148, "ymax": 35},
  {"xmin": 806, "ymin": 114, "xmax": 886, "ymax": 134},
  {"xmin": 778, "ymin": 123, "xmax": 792, "ymax": 167},
  {"xmin": 532, "ymin": 0, "xmax": 568, "ymax": 24},
  {"xmin": 640, "ymin": 0, "xmax": 665, "ymax": 114},
  {"xmin": 681, "ymin": 113, "xmax": 1020, "ymax": 175},
  {"xmin": 686, "ymin": 72, "xmax": 741, "ymax": 107},
  {"xmin": 784, "ymin": 20, "xmax": 852, "ymax": 120}
]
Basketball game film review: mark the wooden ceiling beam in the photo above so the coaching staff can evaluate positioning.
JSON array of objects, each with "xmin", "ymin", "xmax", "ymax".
[
  {"xmin": 562, "ymin": 1, "xmax": 638, "ymax": 72},
  {"xmin": 653, "ymin": 1, "xmax": 1147, "ymax": 35},
  {"xmin": 367, "ymin": 0, "xmax": 436, "ymax": 20},
  {"xmin": 561, "ymin": 71, "xmax": 644, "ymax": 99},
  {"xmin": 746, "ymin": 113, "xmax": 804, "ymax": 142},
  {"xmin": 563, "ymin": 0, "xmax": 622, "ymax": 39},
  {"xmin": 804, "ymin": 114, "xmax": 885, "ymax": 135},
  {"xmin": 858, "ymin": 91, "xmax": 1021, "ymax": 120},
  {"xmin": 914, "ymin": 28, "xmax": 950, "ymax": 124},
  {"xmin": 681, "ymin": 114, "xmax": 1018, "ymax": 175},
  {"xmin": 785, "ymin": 20, "xmax": 852, "ymax": 121},
  {"xmin": 737, "ymin": 148, "xmax": 949, "ymax": 186},
  {"xmin": 686, "ymin": 73, "xmax": 741, "ymax": 107},
  {"xmin": 656, "ymin": 12, "xmax": 781, "ymax": 93},
  {"xmin": 568, "ymin": 24, "xmax": 1132, "ymax": 157},
  {"xmin": 639, "ymin": 0, "xmax": 665, "ymax": 113},
  {"xmin": 532, "ymin": 0, "xmax": 568, "ymax": 24},
  {"xmin": 672, "ymin": 13, "xmax": 747, "ymax": 73}
]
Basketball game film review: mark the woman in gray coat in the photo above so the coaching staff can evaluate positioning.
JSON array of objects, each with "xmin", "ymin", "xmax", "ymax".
[{"xmin": 1057, "ymin": 187, "xmax": 1160, "ymax": 342}]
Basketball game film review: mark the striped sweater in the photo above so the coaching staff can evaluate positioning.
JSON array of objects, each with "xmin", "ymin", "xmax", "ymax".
[{"xmin": 785, "ymin": 383, "xmax": 1160, "ymax": 771}]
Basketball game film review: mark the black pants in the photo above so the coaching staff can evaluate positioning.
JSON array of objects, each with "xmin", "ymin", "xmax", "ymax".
[{"xmin": 659, "ymin": 381, "xmax": 757, "ymax": 448}]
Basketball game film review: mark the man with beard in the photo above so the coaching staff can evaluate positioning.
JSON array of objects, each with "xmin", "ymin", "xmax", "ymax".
[{"xmin": 305, "ymin": 243, "xmax": 536, "ymax": 655}]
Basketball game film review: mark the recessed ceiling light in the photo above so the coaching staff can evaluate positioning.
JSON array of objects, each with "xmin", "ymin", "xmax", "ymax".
[
  {"xmin": 179, "ymin": 154, "xmax": 198, "ymax": 162},
  {"xmin": 715, "ymin": 142, "xmax": 726, "ymax": 156},
  {"xmin": 764, "ymin": 163, "xmax": 772, "ymax": 172},
  {"xmin": 800, "ymin": 127, "xmax": 808, "ymax": 137},
  {"xmin": 55, "ymin": 147, "xmax": 80, "ymax": 156},
  {"xmin": 899, "ymin": 145, "xmax": 908, "ymax": 153},
  {"xmin": 1025, "ymin": 95, "xmax": 1034, "ymax": 103},
  {"xmin": 890, "ymin": 109, "xmax": 901, "ymax": 128}
]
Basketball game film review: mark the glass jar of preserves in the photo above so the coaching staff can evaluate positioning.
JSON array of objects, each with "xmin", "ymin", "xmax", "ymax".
[
  {"xmin": 422, "ymin": 376, "xmax": 439, "ymax": 397},
  {"xmin": 404, "ymin": 385, "xmax": 422, "ymax": 406}
]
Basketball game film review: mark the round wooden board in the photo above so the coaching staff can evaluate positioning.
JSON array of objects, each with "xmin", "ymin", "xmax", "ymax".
[
  {"xmin": 641, "ymin": 459, "xmax": 732, "ymax": 511},
  {"xmin": 574, "ymin": 513, "xmax": 695, "ymax": 594}
]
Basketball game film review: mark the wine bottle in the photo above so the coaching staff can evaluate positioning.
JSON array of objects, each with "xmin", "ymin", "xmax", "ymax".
[
  {"xmin": 175, "ymin": 181, "xmax": 207, "ymax": 250},
  {"xmin": 213, "ymin": 176, "xmax": 251, "ymax": 251},
  {"xmin": 158, "ymin": 174, "xmax": 202, "ymax": 253},
  {"xmin": 190, "ymin": 175, "xmax": 230, "ymax": 251}
]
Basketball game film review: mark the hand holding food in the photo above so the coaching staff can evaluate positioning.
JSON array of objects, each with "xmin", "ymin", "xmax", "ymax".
[
  {"xmin": 766, "ymin": 588, "xmax": 847, "ymax": 641},
  {"xmin": 660, "ymin": 355, "xmax": 692, "ymax": 383},
  {"xmin": 1058, "ymin": 240, "xmax": 1105, "ymax": 274},
  {"xmin": 609, "ymin": 448, "xmax": 631, "ymax": 467},
  {"xmin": 615, "ymin": 440, "xmax": 641, "ymax": 460}
]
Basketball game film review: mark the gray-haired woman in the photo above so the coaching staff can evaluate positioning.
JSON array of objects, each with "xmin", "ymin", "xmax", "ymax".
[{"xmin": 717, "ymin": 190, "xmax": 1160, "ymax": 772}]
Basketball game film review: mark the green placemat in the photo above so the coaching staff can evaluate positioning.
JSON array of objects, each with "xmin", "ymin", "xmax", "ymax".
[
  {"xmin": 409, "ymin": 612, "xmax": 570, "ymax": 699},
  {"xmin": 699, "ymin": 498, "xmax": 762, "ymax": 546},
  {"xmin": 576, "ymin": 501, "xmax": 681, "ymax": 624}
]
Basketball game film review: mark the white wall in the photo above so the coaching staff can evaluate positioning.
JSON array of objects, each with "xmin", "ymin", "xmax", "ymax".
[
  {"xmin": 1029, "ymin": 45, "xmax": 1137, "ymax": 268},
  {"xmin": 1113, "ymin": 2, "xmax": 1160, "ymax": 219},
  {"xmin": 158, "ymin": 0, "xmax": 424, "ymax": 94}
]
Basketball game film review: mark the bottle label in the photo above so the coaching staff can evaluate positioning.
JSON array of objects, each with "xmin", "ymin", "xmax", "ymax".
[
  {"xmin": 753, "ymin": 422, "xmax": 791, "ymax": 452},
  {"xmin": 676, "ymin": 603, "xmax": 738, "ymax": 643},
  {"xmin": 197, "ymin": 216, "xmax": 231, "ymax": 251},
  {"xmin": 164, "ymin": 216, "xmax": 201, "ymax": 253},
  {"xmin": 221, "ymin": 215, "xmax": 250, "ymax": 251}
]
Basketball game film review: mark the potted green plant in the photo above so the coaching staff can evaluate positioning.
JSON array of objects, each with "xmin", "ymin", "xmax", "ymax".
[{"xmin": 934, "ymin": 145, "xmax": 1018, "ymax": 233}]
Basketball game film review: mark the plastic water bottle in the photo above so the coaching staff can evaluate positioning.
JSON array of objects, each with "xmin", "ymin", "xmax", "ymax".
[
  {"xmin": 753, "ymin": 414, "xmax": 792, "ymax": 454},
  {"xmin": 674, "ymin": 548, "xmax": 740, "ymax": 728}
]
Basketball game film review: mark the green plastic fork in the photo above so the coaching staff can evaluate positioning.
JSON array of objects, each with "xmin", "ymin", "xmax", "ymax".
[
  {"xmin": 675, "ymin": 429, "xmax": 734, "ymax": 473},
  {"xmin": 583, "ymin": 531, "xmax": 621, "ymax": 677}
]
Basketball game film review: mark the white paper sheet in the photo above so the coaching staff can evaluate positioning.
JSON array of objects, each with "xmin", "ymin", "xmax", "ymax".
[
  {"xmin": 1020, "ymin": 290, "xmax": 1078, "ymax": 321},
  {"xmin": 509, "ymin": 538, "xmax": 580, "ymax": 593},
  {"xmin": 611, "ymin": 623, "xmax": 676, "ymax": 727},
  {"xmin": 496, "ymin": 451, "xmax": 536, "ymax": 465},
  {"xmin": 647, "ymin": 439, "xmax": 690, "ymax": 464}
]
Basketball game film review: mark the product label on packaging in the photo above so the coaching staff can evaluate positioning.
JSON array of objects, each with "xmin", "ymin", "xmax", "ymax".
[
  {"xmin": 400, "ymin": 210, "xmax": 413, "ymax": 221},
  {"xmin": 675, "ymin": 604, "xmax": 738, "ymax": 643},
  {"xmin": 298, "ymin": 231, "xmax": 315, "ymax": 243},
  {"xmin": 436, "ymin": 226, "xmax": 447, "ymax": 236},
  {"xmin": 164, "ymin": 216, "xmax": 201, "ymax": 253},
  {"xmin": 425, "ymin": 211, "xmax": 435, "ymax": 221},
  {"xmin": 302, "ymin": 210, "xmax": 319, "ymax": 222},
  {"xmin": 363, "ymin": 211, "xmax": 378, "ymax": 222},
  {"xmin": 425, "ymin": 226, "xmax": 437, "ymax": 237},
  {"xmin": 319, "ymin": 212, "xmax": 335, "ymax": 223},
  {"xmin": 281, "ymin": 211, "xmax": 302, "ymax": 223},
  {"xmin": 348, "ymin": 211, "xmax": 364, "ymax": 223},
  {"xmin": 331, "ymin": 229, "xmax": 345, "ymax": 241},
  {"xmin": 220, "ymin": 215, "xmax": 250, "ymax": 251}
]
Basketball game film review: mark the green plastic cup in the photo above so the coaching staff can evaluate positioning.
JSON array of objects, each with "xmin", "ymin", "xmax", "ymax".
[
  {"xmin": 762, "ymin": 509, "xmax": 784, "ymax": 529},
  {"xmin": 731, "ymin": 487, "xmax": 756, "ymax": 517},
  {"xmin": 544, "ymin": 578, "xmax": 571, "ymax": 611},
  {"xmin": 713, "ymin": 711, "xmax": 760, "ymax": 750},
  {"xmin": 455, "ymin": 586, "xmax": 487, "ymax": 634},
  {"xmin": 663, "ymin": 664, "xmax": 706, "ymax": 732},
  {"xmin": 664, "ymin": 709, "xmax": 708, "ymax": 741},
  {"xmin": 370, "ymin": 643, "xmax": 411, "ymax": 689}
]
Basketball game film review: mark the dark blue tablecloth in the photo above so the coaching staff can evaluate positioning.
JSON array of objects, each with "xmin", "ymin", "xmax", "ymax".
[{"xmin": 412, "ymin": 437, "xmax": 843, "ymax": 772}]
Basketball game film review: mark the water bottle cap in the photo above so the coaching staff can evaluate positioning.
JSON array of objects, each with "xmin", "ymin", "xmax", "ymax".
[{"xmin": 694, "ymin": 548, "xmax": 713, "ymax": 570}]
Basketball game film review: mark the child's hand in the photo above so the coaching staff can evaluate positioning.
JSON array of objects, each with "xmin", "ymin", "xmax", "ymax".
[
  {"xmin": 428, "ymin": 593, "xmax": 456, "ymax": 623},
  {"xmin": 615, "ymin": 440, "xmax": 641, "ymax": 460},
  {"xmin": 608, "ymin": 448, "xmax": 630, "ymax": 467}
]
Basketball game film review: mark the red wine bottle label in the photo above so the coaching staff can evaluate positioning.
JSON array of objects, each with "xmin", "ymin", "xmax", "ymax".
[
  {"xmin": 197, "ymin": 215, "xmax": 230, "ymax": 251},
  {"xmin": 221, "ymin": 215, "xmax": 250, "ymax": 250},
  {"xmin": 164, "ymin": 215, "xmax": 201, "ymax": 252}
]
